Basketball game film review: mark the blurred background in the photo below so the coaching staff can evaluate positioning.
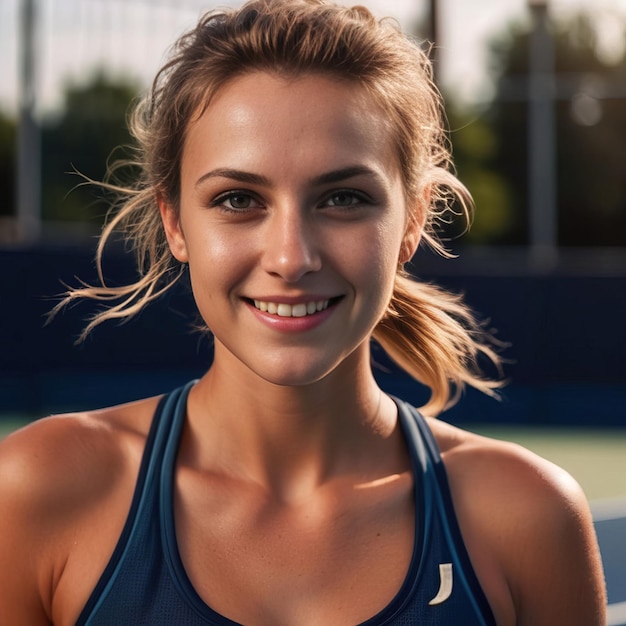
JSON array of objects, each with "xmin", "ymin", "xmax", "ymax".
[
  {"xmin": 1, "ymin": 0, "xmax": 625, "ymax": 424},
  {"xmin": 0, "ymin": 0, "xmax": 625, "ymax": 618}
]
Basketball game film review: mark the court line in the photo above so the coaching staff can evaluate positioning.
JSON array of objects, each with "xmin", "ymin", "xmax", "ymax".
[{"xmin": 608, "ymin": 600, "xmax": 626, "ymax": 626}]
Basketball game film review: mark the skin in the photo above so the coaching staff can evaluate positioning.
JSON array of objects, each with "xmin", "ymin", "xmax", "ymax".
[{"xmin": 0, "ymin": 73, "xmax": 606, "ymax": 626}]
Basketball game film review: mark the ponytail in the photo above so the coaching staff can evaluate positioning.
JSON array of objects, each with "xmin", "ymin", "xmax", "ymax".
[{"xmin": 374, "ymin": 272, "xmax": 503, "ymax": 416}]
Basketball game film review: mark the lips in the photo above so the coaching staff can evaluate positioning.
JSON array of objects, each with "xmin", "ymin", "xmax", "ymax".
[{"xmin": 253, "ymin": 299, "xmax": 330, "ymax": 318}]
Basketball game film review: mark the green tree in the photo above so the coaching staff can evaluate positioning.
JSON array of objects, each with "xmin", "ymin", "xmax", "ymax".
[
  {"xmin": 470, "ymin": 13, "xmax": 626, "ymax": 246},
  {"xmin": 445, "ymin": 105, "xmax": 518, "ymax": 245},
  {"xmin": 41, "ymin": 72, "xmax": 139, "ymax": 223}
]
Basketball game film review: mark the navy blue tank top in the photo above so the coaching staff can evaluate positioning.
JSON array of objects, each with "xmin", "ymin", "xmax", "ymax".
[{"xmin": 77, "ymin": 382, "xmax": 496, "ymax": 625}]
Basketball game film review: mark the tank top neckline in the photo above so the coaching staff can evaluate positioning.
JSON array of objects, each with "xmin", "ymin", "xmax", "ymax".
[{"xmin": 157, "ymin": 381, "xmax": 432, "ymax": 625}]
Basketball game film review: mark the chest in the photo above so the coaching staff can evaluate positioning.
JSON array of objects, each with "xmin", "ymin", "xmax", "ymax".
[{"xmin": 173, "ymin": 471, "xmax": 416, "ymax": 625}]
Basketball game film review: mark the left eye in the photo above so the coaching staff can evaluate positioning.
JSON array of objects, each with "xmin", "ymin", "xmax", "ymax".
[
  {"xmin": 226, "ymin": 193, "xmax": 254, "ymax": 209},
  {"xmin": 324, "ymin": 191, "xmax": 364, "ymax": 207}
]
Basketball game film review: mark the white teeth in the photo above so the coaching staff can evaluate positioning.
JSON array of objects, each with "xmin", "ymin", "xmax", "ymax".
[
  {"xmin": 253, "ymin": 299, "xmax": 330, "ymax": 317},
  {"xmin": 291, "ymin": 304, "xmax": 308, "ymax": 317}
]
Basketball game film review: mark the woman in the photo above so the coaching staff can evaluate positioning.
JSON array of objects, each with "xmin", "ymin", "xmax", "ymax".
[{"xmin": 0, "ymin": 1, "xmax": 605, "ymax": 624}]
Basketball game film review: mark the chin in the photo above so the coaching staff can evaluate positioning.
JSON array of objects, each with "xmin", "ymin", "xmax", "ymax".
[
  {"xmin": 247, "ymin": 354, "xmax": 347, "ymax": 389},
  {"xmin": 259, "ymin": 367, "xmax": 333, "ymax": 389}
]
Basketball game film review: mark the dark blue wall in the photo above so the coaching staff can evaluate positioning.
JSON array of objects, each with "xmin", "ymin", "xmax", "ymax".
[{"xmin": 1, "ymin": 245, "xmax": 624, "ymax": 426}]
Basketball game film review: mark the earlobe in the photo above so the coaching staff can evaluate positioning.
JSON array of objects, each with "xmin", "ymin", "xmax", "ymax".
[{"xmin": 159, "ymin": 198, "xmax": 189, "ymax": 263}]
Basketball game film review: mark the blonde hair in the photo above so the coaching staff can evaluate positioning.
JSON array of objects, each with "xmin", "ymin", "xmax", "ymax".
[{"xmin": 55, "ymin": 0, "xmax": 503, "ymax": 415}]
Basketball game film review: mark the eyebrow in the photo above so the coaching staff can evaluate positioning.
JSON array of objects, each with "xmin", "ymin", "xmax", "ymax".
[
  {"xmin": 195, "ymin": 165, "xmax": 384, "ymax": 189},
  {"xmin": 311, "ymin": 166, "xmax": 386, "ymax": 186},
  {"xmin": 195, "ymin": 168, "xmax": 270, "ymax": 188}
]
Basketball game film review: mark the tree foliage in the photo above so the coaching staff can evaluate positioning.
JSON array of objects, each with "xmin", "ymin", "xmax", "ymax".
[
  {"xmin": 41, "ymin": 72, "xmax": 139, "ymax": 223},
  {"xmin": 448, "ymin": 12, "xmax": 626, "ymax": 246}
]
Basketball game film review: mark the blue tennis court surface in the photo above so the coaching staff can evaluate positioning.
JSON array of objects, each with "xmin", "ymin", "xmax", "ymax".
[{"xmin": 593, "ymin": 499, "xmax": 626, "ymax": 626}]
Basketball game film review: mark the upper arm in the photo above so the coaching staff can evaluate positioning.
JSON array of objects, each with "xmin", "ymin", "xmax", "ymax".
[
  {"xmin": 0, "ymin": 413, "xmax": 131, "ymax": 626},
  {"xmin": 0, "ymin": 424, "xmax": 56, "ymax": 625},
  {"xmin": 442, "ymin": 433, "xmax": 606, "ymax": 626},
  {"xmin": 507, "ymin": 457, "xmax": 606, "ymax": 626}
]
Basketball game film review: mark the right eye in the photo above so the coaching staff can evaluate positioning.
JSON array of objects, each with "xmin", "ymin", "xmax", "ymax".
[{"xmin": 210, "ymin": 191, "xmax": 264, "ymax": 213}]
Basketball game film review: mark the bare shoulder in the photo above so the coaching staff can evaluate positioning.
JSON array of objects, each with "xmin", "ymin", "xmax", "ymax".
[
  {"xmin": 427, "ymin": 417, "xmax": 585, "ymax": 510},
  {"xmin": 426, "ymin": 417, "xmax": 607, "ymax": 626},
  {"xmin": 0, "ymin": 395, "xmax": 161, "ymax": 624},
  {"xmin": 0, "ymin": 395, "xmax": 160, "ymax": 510}
]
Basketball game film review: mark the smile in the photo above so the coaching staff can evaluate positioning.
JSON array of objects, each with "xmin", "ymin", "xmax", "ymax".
[{"xmin": 253, "ymin": 299, "xmax": 330, "ymax": 317}]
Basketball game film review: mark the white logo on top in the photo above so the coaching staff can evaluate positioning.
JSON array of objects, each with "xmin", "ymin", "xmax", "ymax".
[{"xmin": 428, "ymin": 563, "xmax": 453, "ymax": 606}]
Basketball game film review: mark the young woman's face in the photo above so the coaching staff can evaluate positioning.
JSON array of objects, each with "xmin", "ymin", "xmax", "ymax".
[{"xmin": 161, "ymin": 72, "xmax": 420, "ymax": 386}]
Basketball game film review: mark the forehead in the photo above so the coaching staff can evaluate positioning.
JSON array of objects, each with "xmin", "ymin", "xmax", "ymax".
[{"xmin": 182, "ymin": 72, "xmax": 400, "ymax": 180}]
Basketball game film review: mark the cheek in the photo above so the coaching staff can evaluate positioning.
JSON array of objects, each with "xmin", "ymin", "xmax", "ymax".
[
  {"xmin": 184, "ymin": 230, "xmax": 247, "ymax": 303},
  {"xmin": 369, "ymin": 219, "xmax": 405, "ymax": 272},
  {"xmin": 185, "ymin": 218, "xmax": 247, "ymax": 270},
  {"xmin": 345, "ymin": 223, "xmax": 402, "ymax": 296}
]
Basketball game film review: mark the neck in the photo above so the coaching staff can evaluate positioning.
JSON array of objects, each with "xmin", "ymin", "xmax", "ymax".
[{"xmin": 183, "ymin": 344, "xmax": 403, "ymax": 502}]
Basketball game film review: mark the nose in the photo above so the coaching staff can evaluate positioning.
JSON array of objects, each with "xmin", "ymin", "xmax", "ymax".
[{"xmin": 261, "ymin": 207, "xmax": 322, "ymax": 282}]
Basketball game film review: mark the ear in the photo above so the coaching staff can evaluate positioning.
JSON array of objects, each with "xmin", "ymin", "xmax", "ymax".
[
  {"xmin": 159, "ymin": 198, "xmax": 189, "ymax": 263},
  {"xmin": 399, "ymin": 215, "xmax": 422, "ymax": 265},
  {"xmin": 399, "ymin": 188, "xmax": 429, "ymax": 264}
]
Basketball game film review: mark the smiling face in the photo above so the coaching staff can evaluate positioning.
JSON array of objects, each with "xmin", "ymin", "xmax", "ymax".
[{"xmin": 160, "ymin": 72, "xmax": 421, "ymax": 387}]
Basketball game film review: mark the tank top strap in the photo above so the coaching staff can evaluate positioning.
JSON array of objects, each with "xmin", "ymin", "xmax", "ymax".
[
  {"xmin": 76, "ymin": 381, "xmax": 195, "ymax": 624},
  {"xmin": 392, "ymin": 397, "xmax": 497, "ymax": 626}
]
